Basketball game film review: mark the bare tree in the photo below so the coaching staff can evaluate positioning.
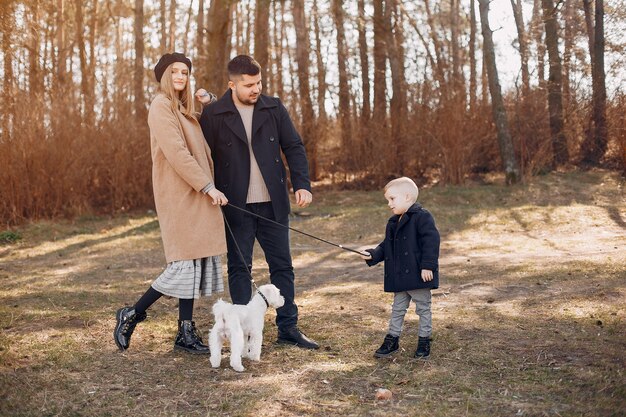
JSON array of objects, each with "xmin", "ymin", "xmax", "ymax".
[
  {"xmin": 159, "ymin": 0, "xmax": 167, "ymax": 53},
  {"xmin": 1, "ymin": 0, "xmax": 15, "ymax": 139},
  {"xmin": 357, "ymin": 0, "xmax": 370, "ymax": 122},
  {"xmin": 581, "ymin": 0, "xmax": 607, "ymax": 165},
  {"xmin": 332, "ymin": 0, "xmax": 352, "ymax": 167},
  {"xmin": 532, "ymin": 0, "xmax": 545, "ymax": 85},
  {"xmin": 510, "ymin": 0, "xmax": 530, "ymax": 94},
  {"xmin": 134, "ymin": 0, "xmax": 145, "ymax": 119},
  {"xmin": 292, "ymin": 0, "xmax": 318, "ymax": 179},
  {"xmin": 254, "ymin": 0, "xmax": 270, "ymax": 86},
  {"xmin": 542, "ymin": 0, "xmax": 569, "ymax": 166},
  {"xmin": 372, "ymin": 0, "xmax": 387, "ymax": 125},
  {"xmin": 203, "ymin": 0, "xmax": 232, "ymax": 94},
  {"xmin": 312, "ymin": 0, "xmax": 328, "ymax": 122},
  {"xmin": 195, "ymin": 0, "xmax": 206, "ymax": 86},
  {"xmin": 386, "ymin": 0, "xmax": 408, "ymax": 172},
  {"xmin": 479, "ymin": 0, "xmax": 520, "ymax": 184},
  {"xmin": 168, "ymin": 0, "xmax": 176, "ymax": 51},
  {"xmin": 469, "ymin": 0, "xmax": 478, "ymax": 110}
]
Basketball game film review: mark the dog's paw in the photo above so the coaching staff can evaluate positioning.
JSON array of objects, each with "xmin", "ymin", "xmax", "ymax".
[
  {"xmin": 249, "ymin": 355, "xmax": 261, "ymax": 362},
  {"xmin": 232, "ymin": 364, "xmax": 245, "ymax": 372},
  {"xmin": 210, "ymin": 358, "xmax": 221, "ymax": 368}
]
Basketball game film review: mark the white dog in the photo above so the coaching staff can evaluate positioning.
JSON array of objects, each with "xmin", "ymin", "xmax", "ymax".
[{"xmin": 209, "ymin": 284, "xmax": 285, "ymax": 372}]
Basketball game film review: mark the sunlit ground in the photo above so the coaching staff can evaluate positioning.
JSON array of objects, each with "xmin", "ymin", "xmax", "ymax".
[{"xmin": 0, "ymin": 170, "xmax": 624, "ymax": 416}]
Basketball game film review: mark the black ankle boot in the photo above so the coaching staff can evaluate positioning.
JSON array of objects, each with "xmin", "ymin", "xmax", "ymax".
[
  {"xmin": 414, "ymin": 336, "xmax": 431, "ymax": 359},
  {"xmin": 114, "ymin": 306, "xmax": 147, "ymax": 351},
  {"xmin": 174, "ymin": 320, "xmax": 210, "ymax": 354},
  {"xmin": 374, "ymin": 334, "xmax": 399, "ymax": 358}
]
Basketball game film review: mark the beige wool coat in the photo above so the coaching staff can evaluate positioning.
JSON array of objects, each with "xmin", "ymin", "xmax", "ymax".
[{"xmin": 148, "ymin": 94, "xmax": 226, "ymax": 263}]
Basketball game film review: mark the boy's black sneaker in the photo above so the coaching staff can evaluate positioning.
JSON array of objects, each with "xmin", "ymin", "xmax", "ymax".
[
  {"xmin": 374, "ymin": 334, "xmax": 399, "ymax": 358},
  {"xmin": 414, "ymin": 336, "xmax": 431, "ymax": 359}
]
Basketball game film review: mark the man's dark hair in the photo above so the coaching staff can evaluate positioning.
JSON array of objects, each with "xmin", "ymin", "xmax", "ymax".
[{"xmin": 228, "ymin": 55, "xmax": 261, "ymax": 79}]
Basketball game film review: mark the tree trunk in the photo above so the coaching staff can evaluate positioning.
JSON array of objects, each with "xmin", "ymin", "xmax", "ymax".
[
  {"xmin": 292, "ymin": 0, "xmax": 318, "ymax": 179},
  {"xmin": 254, "ymin": 0, "xmax": 270, "ymax": 84},
  {"xmin": 168, "ymin": 0, "xmax": 176, "ymax": 51},
  {"xmin": 86, "ymin": 0, "xmax": 97, "ymax": 123},
  {"xmin": 28, "ymin": 0, "xmax": 44, "ymax": 133},
  {"xmin": 195, "ymin": 0, "xmax": 206, "ymax": 88},
  {"xmin": 160, "ymin": 0, "xmax": 167, "ymax": 53},
  {"xmin": 386, "ymin": 0, "xmax": 408, "ymax": 173},
  {"xmin": 357, "ymin": 0, "xmax": 370, "ymax": 122},
  {"xmin": 1, "ymin": 0, "xmax": 15, "ymax": 140},
  {"xmin": 372, "ymin": 0, "xmax": 387, "ymax": 125},
  {"xmin": 581, "ymin": 0, "xmax": 607, "ymax": 165},
  {"xmin": 133, "ymin": 0, "xmax": 145, "ymax": 119},
  {"xmin": 479, "ymin": 0, "xmax": 520, "ymax": 184},
  {"xmin": 542, "ymin": 0, "xmax": 569, "ymax": 166},
  {"xmin": 469, "ymin": 0, "xmax": 477, "ymax": 111},
  {"xmin": 532, "ymin": 0, "xmax": 545, "ymax": 85},
  {"xmin": 332, "ymin": 0, "xmax": 352, "ymax": 168},
  {"xmin": 312, "ymin": 0, "xmax": 327, "ymax": 122},
  {"xmin": 510, "ymin": 0, "xmax": 530, "ymax": 94},
  {"xmin": 76, "ymin": 0, "xmax": 91, "ymax": 122},
  {"xmin": 54, "ymin": 0, "xmax": 67, "ymax": 92},
  {"xmin": 203, "ymin": 0, "xmax": 232, "ymax": 95}
]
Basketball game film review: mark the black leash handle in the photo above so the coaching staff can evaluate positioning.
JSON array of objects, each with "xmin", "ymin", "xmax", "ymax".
[{"xmin": 225, "ymin": 203, "xmax": 370, "ymax": 257}]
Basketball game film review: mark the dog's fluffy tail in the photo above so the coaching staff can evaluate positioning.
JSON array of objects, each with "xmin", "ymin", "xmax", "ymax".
[{"xmin": 212, "ymin": 299, "xmax": 229, "ymax": 322}]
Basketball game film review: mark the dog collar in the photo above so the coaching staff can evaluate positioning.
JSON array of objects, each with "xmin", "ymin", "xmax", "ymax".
[{"xmin": 257, "ymin": 289, "xmax": 270, "ymax": 308}]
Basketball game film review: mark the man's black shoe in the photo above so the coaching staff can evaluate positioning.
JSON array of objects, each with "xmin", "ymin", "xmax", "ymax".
[
  {"xmin": 114, "ymin": 306, "xmax": 147, "ymax": 351},
  {"xmin": 374, "ymin": 334, "xmax": 399, "ymax": 358},
  {"xmin": 277, "ymin": 327, "xmax": 319, "ymax": 349},
  {"xmin": 414, "ymin": 336, "xmax": 431, "ymax": 359}
]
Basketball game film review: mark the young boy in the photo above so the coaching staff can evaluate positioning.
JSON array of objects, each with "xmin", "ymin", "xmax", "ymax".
[{"xmin": 362, "ymin": 177, "xmax": 440, "ymax": 359}]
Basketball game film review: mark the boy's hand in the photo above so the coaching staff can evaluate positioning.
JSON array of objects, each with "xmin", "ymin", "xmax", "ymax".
[
  {"xmin": 360, "ymin": 252, "xmax": 372, "ymax": 261},
  {"xmin": 421, "ymin": 269, "xmax": 433, "ymax": 282}
]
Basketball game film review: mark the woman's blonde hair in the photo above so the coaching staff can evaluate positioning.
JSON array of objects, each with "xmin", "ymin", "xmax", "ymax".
[{"xmin": 158, "ymin": 63, "xmax": 196, "ymax": 118}]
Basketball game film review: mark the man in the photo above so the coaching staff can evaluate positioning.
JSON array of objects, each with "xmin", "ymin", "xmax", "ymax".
[{"xmin": 199, "ymin": 55, "xmax": 318, "ymax": 349}]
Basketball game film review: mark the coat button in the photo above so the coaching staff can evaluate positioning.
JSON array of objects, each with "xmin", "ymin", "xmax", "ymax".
[
  {"xmin": 403, "ymin": 236, "xmax": 407, "ymax": 240},
  {"xmin": 280, "ymin": 178, "xmax": 284, "ymax": 183},
  {"xmin": 275, "ymin": 157, "xmax": 280, "ymax": 163},
  {"xmin": 227, "ymin": 141, "xmax": 232, "ymax": 146},
  {"xmin": 225, "ymin": 162, "xmax": 230, "ymax": 167},
  {"xmin": 269, "ymin": 136, "xmax": 275, "ymax": 142},
  {"xmin": 224, "ymin": 184, "xmax": 229, "ymax": 189},
  {"xmin": 405, "ymin": 269, "xmax": 409, "ymax": 273},
  {"xmin": 404, "ymin": 252, "xmax": 408, "ymax": 256}
]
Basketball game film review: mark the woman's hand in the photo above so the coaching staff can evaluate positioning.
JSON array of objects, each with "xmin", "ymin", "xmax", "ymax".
[
  {"xmin": 208, "ymin": 188, "xmax": 228, "ymax": 206},
  {"xmin": 195, "ymin": 89, "xmax": 217, "ymax": 105}
]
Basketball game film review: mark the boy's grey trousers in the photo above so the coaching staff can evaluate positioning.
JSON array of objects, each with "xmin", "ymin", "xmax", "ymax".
[{"xmin": 388, "ymin": 288, "xmax": 432, "ymax": 338}]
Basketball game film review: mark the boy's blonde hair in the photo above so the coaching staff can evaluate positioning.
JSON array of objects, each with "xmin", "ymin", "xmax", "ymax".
[{"xmin": 384, "ymin": 177, "xmax": 419, "ymax": 202}]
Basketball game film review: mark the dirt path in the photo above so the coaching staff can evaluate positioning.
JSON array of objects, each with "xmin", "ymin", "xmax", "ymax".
[{"xmin": 1, "ymin": 170, "xmax": 624, "ymax": 416}]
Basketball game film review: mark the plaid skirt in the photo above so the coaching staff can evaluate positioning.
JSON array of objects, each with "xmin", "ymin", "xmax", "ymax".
[{"xmin": 151, "ymin": 256, "xmax": 224, "ymax": 299}]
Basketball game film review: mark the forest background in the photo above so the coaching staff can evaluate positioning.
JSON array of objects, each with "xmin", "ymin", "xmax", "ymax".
[{"xmin": 0, "ymin": 0, "xmax": 624, "ymax": 228}]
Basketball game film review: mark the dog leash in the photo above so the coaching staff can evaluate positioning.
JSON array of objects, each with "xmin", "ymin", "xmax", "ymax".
[
  {"xmin": 220, "ymin": 208, "xmax": 270, "ymax": 307},
  {"xmin": 225, "ymin": 202, "xmax": 369, "ymax": 256}
]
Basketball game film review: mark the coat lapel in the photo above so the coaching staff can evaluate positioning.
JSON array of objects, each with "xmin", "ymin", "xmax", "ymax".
[
  {"xmin": 252, "ymin": 95, "xmax": 277, "ymax": 139},
  {"xmin": 224, "ymin": 113, "xmax": 249, "ymax": 145},
  {"xmin": 213, "ymin": 90, "xmax": 249, "ymax": 145}
]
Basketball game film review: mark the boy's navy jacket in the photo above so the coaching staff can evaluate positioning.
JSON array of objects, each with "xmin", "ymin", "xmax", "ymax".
[{"xmin": 366, "ymin": 203, "xmax": 440, "ymax": 292}]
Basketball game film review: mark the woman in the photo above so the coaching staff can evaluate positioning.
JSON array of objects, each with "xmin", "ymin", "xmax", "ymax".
[{"xmin": 114, "ymin": 53, "xmax": 227, "ymax": 354}]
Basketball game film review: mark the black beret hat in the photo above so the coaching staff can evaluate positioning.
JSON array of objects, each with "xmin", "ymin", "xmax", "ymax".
[{"xmin": 154, "ymin": 52, "xmax": 192, "ymax": 83}]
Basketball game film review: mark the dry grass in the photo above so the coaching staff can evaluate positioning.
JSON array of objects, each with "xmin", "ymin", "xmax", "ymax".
[{"xmin": 0, "ymin": 170, "xmax": 624, "ymax": 416}]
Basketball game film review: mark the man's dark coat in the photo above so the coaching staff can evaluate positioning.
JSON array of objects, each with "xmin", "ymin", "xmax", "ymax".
[
  {"xmin": 199, "ymin": 90, "xmax": 310, "ymax": 221},
  {"xmin": 366, "ymin": 203, "xmax": 440, "ymax": 292}
]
